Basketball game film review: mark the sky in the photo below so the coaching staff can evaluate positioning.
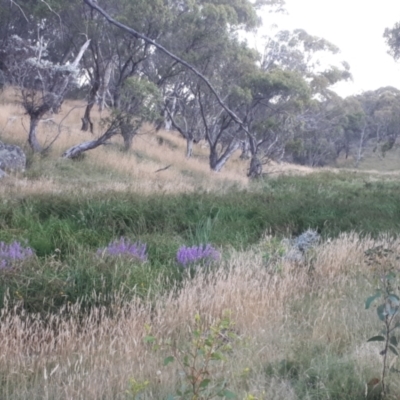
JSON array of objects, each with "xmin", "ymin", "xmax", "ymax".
[{"xmin": 257, "ymin": 0, "xmax": 400, "ymax": 97}]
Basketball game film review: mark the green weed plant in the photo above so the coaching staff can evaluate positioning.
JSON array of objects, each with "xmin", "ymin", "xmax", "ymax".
[
  {"xmin": 366, "ymin": 270, "xmax": 400, "ymax": 398},
  {"xmin": 144, "ymin": 312, "xmax": 238, "ymax": 400}
]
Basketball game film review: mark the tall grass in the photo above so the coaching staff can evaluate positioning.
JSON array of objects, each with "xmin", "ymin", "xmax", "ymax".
[
  {"xmin": 2, "ymin": 173, "xmax": 400, "ymax": 252},
  {"xmin": 0, "ymin": 233, "xmax": 395, "ymax": 399}
]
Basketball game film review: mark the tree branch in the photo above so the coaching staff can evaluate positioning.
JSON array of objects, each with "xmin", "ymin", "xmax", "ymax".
[
  {"xmin": 82, "ymin": 0, "xmax": 253, "ymax": 140},
  {"xmin": 9, "ymin": 0, "xmax": 28, "ymax": 22}
]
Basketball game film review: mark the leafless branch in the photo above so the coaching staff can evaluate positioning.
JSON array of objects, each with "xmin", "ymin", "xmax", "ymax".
[
  {"xmin": 40, "ymin": 0, "xmax": 62, "ymax": 26},
  {"xmin": 154, "ymin": 164, "xmax": 172, "ymax": 173},
  {"xmin": 9, "ymin": 0, "xmax": 28, "ymax": 22},
  {"xmin": 42, "ymin": 104, "xmax": 88, "ymax": 152}
]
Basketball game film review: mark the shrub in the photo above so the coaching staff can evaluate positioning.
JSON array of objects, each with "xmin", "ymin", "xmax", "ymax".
[
  {"xmin": 176, "ymin": 244, "xmax": 220, "ymax": 268},
  {"xmin": 0, "ymin": 241, "xmax": 34, "ymax": 269},
  {"xmin": 97, "ymin": 237, "xmax": 147, "ymax": 262}
]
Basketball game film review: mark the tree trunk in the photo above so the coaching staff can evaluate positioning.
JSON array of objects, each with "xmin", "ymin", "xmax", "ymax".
[
  {"xmin": 247, "ymin": 155, "xmax": 263, "ymax": 179},
  {"xmin": 164, "ymin": 96, "xmax": 177, "ymax": 131},
  {"xmin": 120, "ymin": 123, "xmax": 137, "ymax": 151},
  {"xmin": 98, "ymin": 57, "xmax": 115, "ymax": 111},
  {"xmin": 81, "ymin": 102, "xmax": 95, "ymax": 133},
  {"xmin": 209, "ymin": 140, "xmax": 240, "ymax": 172},
  {"xmin": 354, "ymin": 125, "xmax": 367, "ymax": 167},
  {"xmin": 63, "ymin": 128, "xmax": 117, "ymax": 159},
  {"xmin": 247, "ymin": 137, "xmax": 262, "ymax": 179},
  {"xmin": 28, "ymin": 116, "xmax": 43, "ymax": 153},
  {"xmin": 186, "ymin": 137, "xmax": 193, "ymax": 158},
  {"xmin": 239, "ymin": 140, "xmax": 251, "ymax": 160},
  {"xmin": 82, "ymin": 73, "xmax": 100, "ymax": 133}
]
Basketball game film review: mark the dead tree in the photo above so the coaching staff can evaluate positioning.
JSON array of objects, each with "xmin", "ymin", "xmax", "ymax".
[{"xmin": 2, "ymin": 35, "xmax": 90, "ymax": 152}]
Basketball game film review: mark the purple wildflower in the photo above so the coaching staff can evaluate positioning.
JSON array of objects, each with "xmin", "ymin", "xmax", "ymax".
[
  {"xmin": 97, "ymin": 237, "xmax": 147, "ymax": 262},
  {"xmin": 0, "ymin": 241, "xmax": 34, "ymax": 269},
  {"xmin": 176, "ymin": 244, "xmax": 220, "ymax": 268}
]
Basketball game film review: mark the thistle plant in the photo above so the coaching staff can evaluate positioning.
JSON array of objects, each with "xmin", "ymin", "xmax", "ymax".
[
  {"xmin": 366, "ymin": 271, "xmax": 400, "ymax": 398},
  {"xmin": 97, "ymin": 237, "xmax": 147, "ymax": 262},
  {"xmin": 176, "ymin": 244, "xmax": 220, "ymax": 269},
  {"xmin": 0, "ymin": 241, "xmax": 34, "ymax": 269}
]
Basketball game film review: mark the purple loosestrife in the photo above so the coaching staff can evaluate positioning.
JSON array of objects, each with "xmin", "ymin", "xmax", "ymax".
[
  {"xmin": 97, "ymin": 237, "xmax": 147, "ymax": 262},
  {"xmin": 176, "ymin": 244, "xmax": 220, "ymax": 268},
  {"xmin": 0, "ymin": 241, "xmax": 34, "ymax": 269}
]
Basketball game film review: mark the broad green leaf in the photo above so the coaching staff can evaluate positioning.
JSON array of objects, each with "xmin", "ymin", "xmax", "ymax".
[
  {"xmin": 377, "ymin": 304, "xmax": 387, "ymax": 321},
  {"xmin": 163, "ymin": 356, "xmax": 175, "ymax": 366},
  {"xmin": 197, "ymin": 349, "xmax": 205, "ymax": 356},
  {"xmin": 388, "ymin": 294, "xmax": 400, "ymax": 303},
  {"xmin": 193, "ymin": 330, "xmax": 201, "ymax": 338},
  {"xmin": 386, "ymin": 272, "xmax": 396, "ymax": 281},
  {"xmin": 211, "ymin": 351, "xmax": 225, "ymax": 361},
  {"xmin": 183, "ymin": 355, "xmax": 189, "ymax": 367},
  {"xmin": 144, "ymin": 335, "xmax": 156, "ymax": 343},
  {"xmin": 366, "ymin": 292, "xmax": 382, "ymax": 309},
  {"xmin": 389, "ymin": 345, "xmax": 399, "ymax": 356},
  {"xmin": 221, "ymin": 389, "xmax": 237, "ymax": 398},
  {"xmin": 166, "ymin": 395, "xmax": 175, "ymax": 400},
  {"xmin": 386, "ymin": 304, "xmax": 399, "ymax": 316},
  {"xmin": 199, "ymin": 379, "xmax": 211, "ymax": 389},
  {"xmin": 390, "ymin": 336, "xmax": 398, "ymax": 347},
  {"xmin": 367, "ymin": 335, "xmax": 385, "ymax": 342}
]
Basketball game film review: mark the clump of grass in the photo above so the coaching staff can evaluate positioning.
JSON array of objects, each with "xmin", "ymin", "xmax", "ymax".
[{"xmin": 264, "ymin": 347, "xmax": 366, "ymax": 400}]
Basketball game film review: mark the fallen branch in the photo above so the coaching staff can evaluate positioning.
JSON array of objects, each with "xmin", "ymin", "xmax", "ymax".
[{"xmin": 154, "ymin": 165, "xmax": 172, "ymax": 173}]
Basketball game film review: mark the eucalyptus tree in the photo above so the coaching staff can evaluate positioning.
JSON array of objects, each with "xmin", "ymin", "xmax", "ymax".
[
  {"xmin": 284, "ymin": 96, "xmax": 342, "ymax": 166},
  {"xmin": 384, "ymin": 21, "xmax": 400, "ymax": 61},
  {"xmin": 356, "ymin": 87, "xmax": 400, "ymax": 157},
  {"xmin": 161, "ymin": 40, "xmax": 261, "ymax": 170},
  {"xmin": 55, "ymin": 0, "xmax": 172, "ymax": 132},
  {"xmin": 0, "ymin": 0, "xmax": 94, "ymax": 152},
  {"xmin": 339, "ymin": 96, "xmax": 366, "ymax": 164},
  {"xmin": 262, "ymin": 28, "xmax": 351, "ymax": 92},
  {"xmin": 233, "ymin": 67, "xmax": 309, "ymax": 177},
  {"xmin": 1, "ymin": 32, "xmax": 89, "ymax": 153},
  {"xmin": 146, "ymin": 0, "xmax": 273, "ymax": 168},
  {"xmin": 63, "ymin": 76, "xmax": 162, "ymax": 158},
  {"xmin": 231, "ymin": 28, "xmax": 351, "ymax": 171}
]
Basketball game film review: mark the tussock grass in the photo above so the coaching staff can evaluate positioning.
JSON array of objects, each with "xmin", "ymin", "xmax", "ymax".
[{"xmin": 0, "ymin": 233, "xmax": 395, "ymax": 399}]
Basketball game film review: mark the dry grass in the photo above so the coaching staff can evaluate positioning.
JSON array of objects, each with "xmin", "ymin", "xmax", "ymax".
[
  {"xmin": 0, "ymin": 89, "xmax": 249, "ymax": 196},
  {"xmin": 1, "ymin": 233, "xmax": 396, "ymax": 399}
]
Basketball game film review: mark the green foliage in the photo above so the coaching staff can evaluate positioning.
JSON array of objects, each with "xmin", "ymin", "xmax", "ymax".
[
  {"xmin": 128, "ymin": 378, "xmax": 149, "ymax": 400},
  {"xmin": 2, "ymin": 173, "xmax": 400, "ymax": 314},
  {"xmin": 366, "ymin": 271, "xmax": 400, "ymax": 397},
  {"xmin": 0, "ymin": 248, "xmax": 163, "ymax": 314},
  {"xmin": 152, "ymin": 312, "xmax": 238, "ymax": 399},
  {"xmin": 384, "ymin": 22, "xmax": 400, "ymax": 61},
  {"xmin": 264, "ymin": 346, "xmax": 365, "ymax": 400}
]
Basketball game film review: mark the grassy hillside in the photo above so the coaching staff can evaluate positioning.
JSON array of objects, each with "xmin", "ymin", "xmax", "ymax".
[{"xmin": 1, "ymin": 90, "xmax": 400, "ymax": 399}]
